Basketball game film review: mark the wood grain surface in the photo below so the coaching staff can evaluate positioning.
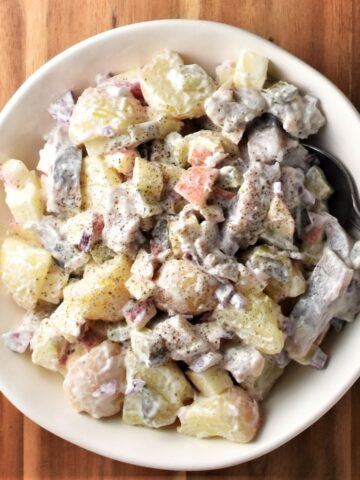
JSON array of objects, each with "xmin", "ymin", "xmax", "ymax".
[{"xmin": 0, "ymin": 0, "xmax": 359, "ymax": 478}]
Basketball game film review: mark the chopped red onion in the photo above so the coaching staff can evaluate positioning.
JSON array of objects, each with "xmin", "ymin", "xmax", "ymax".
[
  {"xmin": 229, "ymin": 292, "xmax": 247, "ymax": 310},
  {"xmin": 273, "ymin": 350, "xmax": 290, "ymax": 368},
  {"xmin": 215, "ymin": 283, "xmax": 234, "ymax": 306},
  {"xmin": 2, "ymin": 330, "xmax": 33, "ymax": 353},
  {"xmin": 48, "ymin": 91, "xmax": 75, "ymax": 126},
  {"xmin": 125, "ymin": 378, "xmax": 145, "ymax": 395},
  {"xmin": 310, "ymin": 348, "xmax": 328, "ymax": 369}
]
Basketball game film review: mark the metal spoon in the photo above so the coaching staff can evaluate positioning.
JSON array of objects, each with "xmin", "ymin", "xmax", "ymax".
[{"xmin": 303, "ymin": 144, "xmax": 360, "ymax": 236}]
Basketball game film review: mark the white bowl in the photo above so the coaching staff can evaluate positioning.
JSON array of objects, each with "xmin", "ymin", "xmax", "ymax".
[{"xmin": 0, "ymin": 19, "xmax": 360, "ymax": 471}]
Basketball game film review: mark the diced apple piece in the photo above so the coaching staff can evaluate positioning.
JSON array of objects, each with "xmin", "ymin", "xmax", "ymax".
[{"xmin": 174, "ymin": 166, "xmax": 219, "ymax": 206}]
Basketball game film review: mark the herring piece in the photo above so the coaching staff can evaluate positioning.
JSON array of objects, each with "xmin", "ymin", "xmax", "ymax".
[
  {"xmin": 247, "ymin": 122, "xmax": 297, "ymax": 163},
  {"xmin": 220, "ymin": 162, "xmax": 280, "ymax": 252},
  {"xmin": 263, "ymin": 81, "xmax": 325, "ymax": 138},
  {"xmin": 39, "ymin": 126, "xmax": 82, "ymax": 215},
  {"xmin": 154, "ymin": 315, "xmax": 211, "ymax": 363},
  {"xmin": 204, "ymin": 85, "xmax": 266, "ymax": 139},
  {"xmin": 287, "ymin": 248, "xmax": 353, "ymax": 358},
  {"xmin": 102, "ymin": 184, "xmax": 141, "ymax": 255}
]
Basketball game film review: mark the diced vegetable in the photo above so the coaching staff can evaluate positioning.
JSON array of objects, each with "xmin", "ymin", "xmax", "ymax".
[
  {"xmin": 175, "ymin": 166, "xmax": 219, "ymax": 206},
  {"xmin": 305, "ymin": 166, "xmax": 333, "ymax": 200},
  {"xmin": 242, "ymin": 356, "xmax": 285, "ymax": 400},
  {"xmin": 178, "ymin": 386, "xmax": 260, "ymax": 443},
  {"xmin": 266, "ymin": 194, "xmax": 295, "ymax": 240},
  {"xmin": 63, "ymin": 255, "xmax": 132, "ymax": 322},
  {"xmin": 141, "ymin": 49, "xmax": 215, "ymax": 119},
  {"xmin": 39, "ymin": 263, "xmax": 69, "ymax": 304},
  {"xmin": 154, "ymin": 259, "xmax": 218, "ymax": 315},
  {"xmin": 63, "ymin": 340, "xmax": 126, "ymax": 418},
  {"xmin": 186, "ymin": 366, "xmax": 233, "ymax": 396},
  {"xmin": 81, "ymin": 155, "xmax": 120, "ymax": 213},
  {"xmin": 1, "ymin": 237, "xmax": 52, "ymax": 310},
  {"xmin": 214, "ymin": 292, "xmax": 285, "ymax": 355},
  {"xmin": 1, "ymin": 159, "xmax": 44, "ymax": 224},
  {"xmin": 31, "ymin": 319, "xmax": 68, "ymax": 374},
  {"xmin": 233, "ymin": 50, "xmax": 269, "ymax": 90},
  {"xmin": 132, "ymin": 157, "xmax": 163, "ymax": 201}
]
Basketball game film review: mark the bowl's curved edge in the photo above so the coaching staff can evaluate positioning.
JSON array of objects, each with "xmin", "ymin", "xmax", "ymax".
[{"xmin": 1, "ymin": 19, "xmax": 360, "ymax": 471}]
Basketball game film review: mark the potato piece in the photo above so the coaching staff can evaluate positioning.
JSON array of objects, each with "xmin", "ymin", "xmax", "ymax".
[
  {"xmin": 126, "ymin": 350, "xmax": 193, "ymax": 405},
  {"xmin": 84, "ymin": 138, "xmax": 107, "ymax": 157},
  {"xmin": 104, "ymin": 148, "xmax": 137, "ymax": 176},
  {"xmin": 186, "ymin": 366, "xmax": 233, "ymax": 396},
  {"xmin": 63, "ymin": 340, "xmax": 126, "ymax": 418},
  {"xmin": 266, "ymin": 194, "xmax": 295, "ymax": 240},
  {"xmin": 233, "ymin": 50, "xmax": 269, "ymax": 90},
  {"xmin": 50, "ymin": 300, "xmax": 86, "ymax": 342},
  {"xmin": 63, "ymin": 255, "xmax": 131, "ymax": 322},
  {"xmin": 216, "ymin": 60, "xmax": 236, "ymax": 85},
  {"xmin": 242, "ymin": 356, "xmax": 284, "ymax": 400},
  {"xmin": 178, "ymin": 387, "xmax": 260, "ymax": 443},
  {"xmin": 154, "ymin": 259, "xmax": 218, "ymax": 315},
  {"xmin": 141, "ymin": 49, "xmax": 215, "ymax": 119},
  {"xmin": 214, "ymin": 292, "xmax": 284, "ymax": 355},
  {"xmin": 164, "ymin": 132, "xmax": 188, "ymax": 167},
  {"xmin": 123, "ymin": 386, "xmax": 176, "ymax": 428},
  {"xmin": 125, "ymin": 276, "xmax": 156, "ymax": 301},
  {"xmin": 123, "ymin": 350, "xmax": 193, "ymax": 428},
  {"xmin": 69, "ymin": 86, "xmax": 147, "ymax": 146},
  {"xmin": 1, "ymin": 237, "xmax": 51, "ymax": 310},
  {"xmin": 1, "ymin": 159, "xmax": 44, "ymax": 224},
  {"xmin": 158, "ymin": 163, "xmax": 185, "ymax": 188},
  {"xmin": 31, "ymin": 318, "xmax": 68, "ymax": 374},
  {"xmin": 132, "ymin": 157, "xmax": 163, "ymax": 201},
  {"xmin": 81, "ymin": 155, "xmax": 120, "ymax": 213},
  {"xmin": 39, "ymin": 263, "xmax": 69, "ymax": 304}
]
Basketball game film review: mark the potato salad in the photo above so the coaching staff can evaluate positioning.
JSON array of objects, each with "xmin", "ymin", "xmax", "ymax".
[{"xmin": 2, "ymin": 49, "xmax": 360, "ymax": 444}]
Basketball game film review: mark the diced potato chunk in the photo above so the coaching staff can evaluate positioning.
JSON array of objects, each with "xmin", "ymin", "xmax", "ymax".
[
  {"xmin": 31, "ymin": 318, "xmax": 68, "ymax": 374},
  {"xmin": 141, "ymin": 49, "xmax": 215, "ymax": 119},
  {"xmin": 186, "ymin": 366, "xmax": 233, "ymax": 396},
  {"xmin": 69, "ymin": 86, "xmax": 147, "ymax": 146},
  {"xmin": 158, "ymin": 163, "xmax": 185, "ymax": 188},
  {"xmin": 39, "ymin": 263, "xmax": 69, "ymax": 304},
  {"xmin": 63, "ymin": 255, "xmax": 131, "ymax": 322},
  {"xmin": 1, "ymin": 237, "xmax": 51, "ymax": 310},
  {"xmin": 266, "ymin": 194, "xmax": 295, "ymax": 240},
  {"xmin": 214, "ymin": 292, "xmax": 284, "ymax": 355},
  {"xmin": 63, "ymin": 340, "xmax": 126, "ymax": 418},
  {"xmin": 216, "ymin": 60, "xmax": 236, "ymax": 85},
  {"xmin": 1, "ymin": 159, "xmax": 44, "ymax": 224},
  {"xmin": 123, "ymin": 386, "xmax": 175, "ymax": 428},
  {"xmin": 242, "ymin": 356, "xmax": 284, "ymax": 400},
  {"xmin": 178, "ymin": 387, "xmax": 260, "ymax": 443},
  {"xmin": 81, "ymin": 155, "xmax": 120, "ymax": 213},
  {"xmin": 125, "ymin": 275, "xmax": 156, "ymax": 301},
  {"xmin": 154, "ymin": 259, "xmax": 218, "ymax": 315},
  {"xmin": 50, "ymin": 300, "xmax": 87, "ymax": 342},
  {"xmin": 132, "ymin": 157, "xmax": 163, "ymax": 201},
  {"xmin": 233, "ymin": 50, "xmax": 269, "ymax": 90},
  {"xmin": 104, "ymin": 148, "xmax": 137, "ymax": 176},
  {"xmin": 123, "ymin": 351, "xmax": 193, "ymax": 428},
  {"xmin": 84, "ymin": 138, "xmax": 107, "ymax": 157}
]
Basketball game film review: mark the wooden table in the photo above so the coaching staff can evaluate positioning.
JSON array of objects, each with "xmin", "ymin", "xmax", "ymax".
[{"xmin": 1, "ymin": 0, "xmax": 359, "ymax": 478}]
